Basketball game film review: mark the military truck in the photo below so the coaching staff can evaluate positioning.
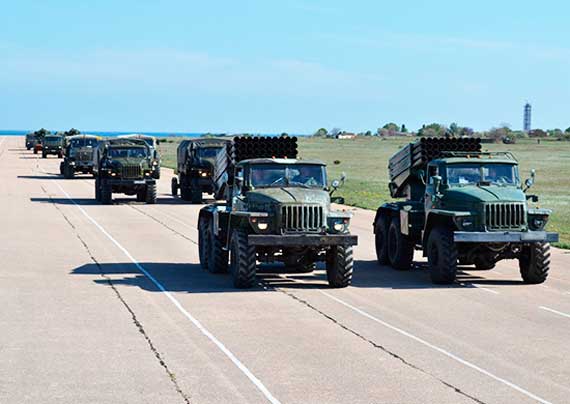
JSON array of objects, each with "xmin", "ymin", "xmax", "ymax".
[
  {"xmin": 373, "ymin": 137, "xmax": 558, "ymax": 284},
  {"xmin": 92, "ymin": 138, "xmax": 159, "ymax": 205},
  {"xmin": 198, "ymin": 136, "xmax": 357, "ymax": 289},
  {"xmin": 118, "ymin": 134, "xmax": 161, "ymax": 179},
  {"xmin": 41, "ymin": 135, "xmax": 64, "ymax": 158},
  {"xmin": 171, "ymin": 138, "xmax": 230, "ymax": 203},
  {"xmin": 25, "ymin": 133, "xmax": 40, "ymax": 150},
  {"xmin": 60, "ymin": 134, "xmax": 99, "ymax": 178}
]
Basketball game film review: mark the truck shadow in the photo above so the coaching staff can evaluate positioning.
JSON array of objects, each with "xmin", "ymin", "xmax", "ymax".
[
  {"xmin": 19, "ymin": 175, "xmax": 64, "ymax": 180},
  {"xmin": 30, "ymin": 196, "xmax": 190, "ymax": 206}
]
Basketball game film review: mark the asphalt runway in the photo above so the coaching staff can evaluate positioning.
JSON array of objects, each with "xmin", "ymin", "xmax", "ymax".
[{"xmin": 1, "ymin": 136, "xmax": 569, "ymax": 403}]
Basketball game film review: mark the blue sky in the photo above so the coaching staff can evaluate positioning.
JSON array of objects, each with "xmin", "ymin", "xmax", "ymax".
[{"xmin": 1, "ymin": 0, "xmax": 568, "ymax": 133}]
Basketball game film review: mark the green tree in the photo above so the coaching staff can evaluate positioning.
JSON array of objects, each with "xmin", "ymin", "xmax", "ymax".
[
  {"xmin": 313, "ymin": 128, "xmax": 328, "ymax": 137},
  {"xmin": 418, "ymin": 123, "xmax": 446, "ymax": 137},
  {"xmin": 382, "ymin": 122, "xmax": 399, "ymax": 131},
  {"xmin": 565, "ymin": 127, "xmax": 570, "ymax": 133},
  {"xmin": 400, "ymin": 124, "xmax": 408, "ymax": 133}
]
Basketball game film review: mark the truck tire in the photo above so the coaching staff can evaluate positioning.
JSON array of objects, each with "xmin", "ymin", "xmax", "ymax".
[
  {"xmin": 427, "ymin": 226, "xmax": 458, "ymax": 284},
  {"xmin": 171, "ymin": 177, "xmax": 179, "ymax": 197},
  {"xmin": 191, "ymin": 188, "xmax": 203, "ymax": 204},
  {"xmin": 57, "ymin": 151, "xmax": 63, "ymax": 158},
  {"xmin": 42, "ymin": 151, "xmax": 47, "ymax": 159},
  {"xmin": 198, "ymin": 217, "xmax": 211, "ymax": 270},
  {"xmin": 100, "ymin": 181, "xmax": 112, "ymax": 205},
  {"xmin": 374, "ymin": 214, "xmax": 390, "ymax": 265},
  {"xmin": 229, "ymin": 229, "xmax": 256, "ymax": 288},
  {"xmin": 474, "ymin": 257, "xmax": 496, "ymax": 271},
  {"xmin": 387, "ymin": 217, "xmax": 413, "ymax": 270},
  {"xmin": 153, "ymin": 167, "xmax": 161, "ymax": 180},
  {"xmin": 519, "ymin": 242, "xmax": 550, "ymax": 284},
  {"xmin": 95, "ymin": 177, "xmax": 101, "ymax": 201},
  {"xmin": 63, "ymin": 163, "xmax": 75, "ymax": 179},
  {"xmin": 136, "ymin": 188, "xmax": 146, "ymax": 202},
  {"xmin": 59, "ymin": 162, "xmax": 64, "ymax": 175},
  {"xmin": 326, "ymin": 245, "xmax": 353, "ymax": 288},
  {"xmin": 34, "ymin": 148, "xmax": 38, "ymax": 154},
  {"xmin": 145, "ymin": 183, "xmax": 157, "ymax": 204}
]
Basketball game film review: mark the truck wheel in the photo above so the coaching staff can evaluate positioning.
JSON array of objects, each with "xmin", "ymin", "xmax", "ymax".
[
  {"xmin": 387, "ymin": 218, "xmax": 413, "ymax": 270},
  {"xmin": 519, "ymin": 242, "xmax": 550, "ymax": 284},
  {"xmin": 427, "ymin": 226, "xmax": 458, "ymax": 284},
  {"xmin": 59, "ymin": 162, "xmax": 64, "ymax": 175},
  {"xmin": 326, "ymin": 245, "xmax": 353, "ymax": 288},
  {"xmin": 58, "ymin": 151, "xmax": 63, "ymax": 158},
  {"xmin": 191, "ymin": 188, "xmax": 203, "ymax": 204},
  {"xmin": 198, "ymin": 217, "xmax": 211, "ymax": 270},
  {"xmin": 64, "ymin": 163, "xmax": 74, "ymax": 179},
  {"xmin": 42, "ymin": 151, "xmax": 47, "ymax": 159},
  {"xmin": 145, "ymin": 183, "xmax": 157, "ymax": 204},
  {"xmin": 136, "ymin": 188, "xmax": 146, "ymax": 202},
  {"xmin": 374, "ymin": 215, "xmax": 390, "ymax": 265},
  {"xmin": 33, "ymin": 149, "xmax": 38, "ymax": 154},
  {"xmin": 229, "ymin": 229, "xmax": 256, "ymax": 288},
  {"xmin": 95, "ymin": 177, "xmax": 101, "ymax": 201},
  {"xmin": 171, "ymin": 177, "xmax": 179, "ymax": 197},
  {"xmin": 100, "ymin": 181, "xmax": 112, "ymax": 205},
  {"xmin": 153, "ymin": 167, "xmax": 161, "ymax": 180}
]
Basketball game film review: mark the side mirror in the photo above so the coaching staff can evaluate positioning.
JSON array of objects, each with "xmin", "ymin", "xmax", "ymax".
[
  {"xmin": 331, "ymin": 179, "xmax": 340, "ymax": 189},
  {"xmin": 331, "ymin": 196, "xmax": 345, "ymax": 204},
  {"xmin": 524, "ymin": 169, "xmax": 536, "ymax": 192},
  {"xmin": 432, "ymin": 175, "xmax": 442, "ymax": 195}
]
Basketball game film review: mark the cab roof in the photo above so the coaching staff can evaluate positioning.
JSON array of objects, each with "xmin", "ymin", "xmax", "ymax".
[
  {"xmin": 433, "ymin": 157, "xmax": 518, "ymax": 165},
  {"xmin": 68, "ymin": 134, "xmax": 99, "ymax": 140},
  {"xmin": 238, "ymin": 158, "xmax": 325, "ymax": 166}
]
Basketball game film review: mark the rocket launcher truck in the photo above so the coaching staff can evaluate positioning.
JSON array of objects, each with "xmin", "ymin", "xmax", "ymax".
[
  {"xmin": 373, "ymin": 137, "xmax": 558, "ymax": 284},
  {"xmin": 197, "ymin": 136, "xmax": 357, "ymax": 289}
]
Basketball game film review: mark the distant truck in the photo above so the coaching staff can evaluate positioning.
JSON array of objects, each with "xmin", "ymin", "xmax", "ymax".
[
  {"xmin": 198, "ymin": 136, "xmax": 357, "ymax": 289},
  {"xmin": 117, "ymin": 134, "xmax": 161, "ymax": 179},
  {"xmin": 92, "ymin": 138, "xmax": 159, "ymax": 204},
  {"xmin": 60, "ymin": 134, "xmax": 99, "ymax": 178},
  {"xmin": 25, "ymin": 133, "xmax": 40, "ymax": 150},
  {"xmin": 41, "ymin": 135, "xmax": 64, "ymax": 158},
  {"xmin": 171, "ymin": 138, "xmax": 230, "ymax": 203},
  {"xmin": 373, "ymin": 137, "xmax": 558, "ymax": 284}
]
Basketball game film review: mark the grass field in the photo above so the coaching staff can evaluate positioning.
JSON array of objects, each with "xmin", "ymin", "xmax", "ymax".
[{"xmin": 159, "ymin": 137, "xmax": 570, "ymax": 246}]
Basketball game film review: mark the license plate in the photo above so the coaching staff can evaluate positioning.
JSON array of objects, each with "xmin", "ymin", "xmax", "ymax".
[{"xmin": 134, "ymin": 180, "xmax": 145, "ymax": 184}]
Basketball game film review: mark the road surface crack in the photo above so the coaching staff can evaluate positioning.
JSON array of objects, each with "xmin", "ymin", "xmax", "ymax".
[
  {"xmin": 264, "ymin": 281, "xmax": 486, "ymax": 404},
  {"xmin": 40, "ymin": 184, "xmax": 192, "ymax": 404}
]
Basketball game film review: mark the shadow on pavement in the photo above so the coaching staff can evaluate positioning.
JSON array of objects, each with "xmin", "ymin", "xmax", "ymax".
[
  {"xmin": 19, "ymin": 175, "xmax": 63, "ymax": 180},
  {"xmin": 30, "ymin": 196, "xmax": 186, "ymax": 206}
]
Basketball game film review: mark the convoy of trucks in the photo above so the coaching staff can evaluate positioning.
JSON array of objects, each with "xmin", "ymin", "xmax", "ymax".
[{"xmin": 24, "ymin": 130, "xmax": 559, "ymax": 288}]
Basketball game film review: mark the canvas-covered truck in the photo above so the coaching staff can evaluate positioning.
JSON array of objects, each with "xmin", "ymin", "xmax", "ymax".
[
  {"xmin": 118, "ymin": 134, "xmax": 161, "ymax": 179},
  {"xmin": 92, "ymin": 138, "xmax": 159, "ymax": 205},
  {"xmin": 171, "ymin": 138, "xmax": 230, "ymax": 203},
  {"xmin": 60, "ymin": 134, "xmax": 99, "ymax": 178},
  {"xmin": 198, "ymin": 136, "xmax": 357, "ymax": 289},
  {"xmin": 25, "ymin": 133, "xmax": 40, "ymax": 150},
  {"xmin": 373, "ymin": 137, "xmax": 558, "ymax": 284},
  {"xmin": 41, "ymin": 135, "xmax": 64, "ymax": 158}
]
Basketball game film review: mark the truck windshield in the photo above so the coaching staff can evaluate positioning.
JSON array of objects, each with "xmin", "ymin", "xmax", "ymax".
[
  {"xmin": 70, "ymin": 138, "xmax": 98, "ymax": 148},
  {"xmin": 250, "ymin": 164, "xmax": 326, "ymax": 188},
  {"xmin": 198, "ymin": 147, "xmax": 222, "ymax": 158},
  {"xmin": 108, "ymin": 147, "xmax": 148, "ymax": 158},
  {"xmin": 447, "ymin": 163, "xmax": 519, "ymax": 186},
  {"xmin": 45, "ymin": 137, "xmax": 61, "ymax": 142}
]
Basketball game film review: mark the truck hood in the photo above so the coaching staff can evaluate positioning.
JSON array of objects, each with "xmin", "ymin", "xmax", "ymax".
[
  {"xmin": 444, "ymin": 185, "xmax": 525, "ymax": 204},
  {"xmin": 247, "ymin": 187, "xmax": 330, "ymax": 205}
]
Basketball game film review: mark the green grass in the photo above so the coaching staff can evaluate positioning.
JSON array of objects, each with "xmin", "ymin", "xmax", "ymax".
[{"xmin": 159, "ymin": 137, "xmax": 570, "ymax": 247}]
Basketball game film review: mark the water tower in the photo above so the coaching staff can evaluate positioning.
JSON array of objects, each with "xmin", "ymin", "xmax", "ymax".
[{"xmin": 523, "ymin": 102, "xmax": 532, "ymax": 133}]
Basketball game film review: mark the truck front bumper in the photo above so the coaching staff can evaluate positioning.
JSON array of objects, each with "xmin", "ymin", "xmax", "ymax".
[
  {"xmin": 454, "ymin": 231, "xmax": 559, "ymax": 243},
  {"xmin": 248, "ymin": 234, "xmax": 358, "ymax": 247},
  {"xmin": 104, "ymin": 178, "xmax": 156, "ymax": 186}
]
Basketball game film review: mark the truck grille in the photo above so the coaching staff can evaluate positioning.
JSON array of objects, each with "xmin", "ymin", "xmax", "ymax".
[
  {"xmin": 78, "ymin": 150, "xmax": 93, "ymax": 162},
  {"xmin": 484, "ymin": 203, "xmax": 526, "ymax": 230},
  {"xmin": 121, "ymin": 164, "xmax": 142, "ymax": 179},
  {"xmin": 281, "ymin": 205, "xmax": 324, "ymax": 232}
]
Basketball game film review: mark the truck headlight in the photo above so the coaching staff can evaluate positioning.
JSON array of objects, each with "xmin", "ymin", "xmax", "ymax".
[
  {"xmin": 257, "ymin": 223, "xmax": 268, "ymax": 230},
  {"xmin": 530, "ymin": 216, "xmax": 548, "ymax": 230},
  {"xmin": 454, "ymin": 216, "xmax": 474, "ymax": 230},
  {"xmin": 329, "ymin": 218, "xmax": 349, "ymax": 233},
  {"xmin": 250, "ymin": 217, "xmax": 270, "ymax": 231}
]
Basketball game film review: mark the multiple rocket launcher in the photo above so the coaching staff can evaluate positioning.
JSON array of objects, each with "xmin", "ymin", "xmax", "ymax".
[{"xmin": 389, "ymin": 137, "xmax": 483, "ymax": 199}]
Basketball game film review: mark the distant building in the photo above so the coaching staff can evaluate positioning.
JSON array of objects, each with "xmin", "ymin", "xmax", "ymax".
[
  {"xmin": 336, "ymin": 132, "xmax": 356, "ymax": 139},
  {"xmin": 523, "ymin": 102, "xmax": 532, "ymax": 133}
]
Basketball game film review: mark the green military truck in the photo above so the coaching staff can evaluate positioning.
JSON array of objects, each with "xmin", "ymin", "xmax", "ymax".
[
  {"xmin": 374, "ymin": 137, "xmax": 558, "ymax": 284},
  {"xmin": 92, "ymin": 138, "xmax": 159, "ymax": 205},
  {"xmin": 60, "ymin": 135, "xmax": 99, "ymax": 178},
  {"xmin": 41, "ymin": 135, "xmax": 64, "ymax": 158},
  {"xmin": 198, "ymin": 136, "xmax": 357, "ymax": 289},
  {"xmin": 25, "ymin": 133, "xmax": 40, "ymax": 150},
  {"xmin": 118, "ymin": 134, "xmax": 161, "ymax": 179},
  {"xmin": 171, "ymin": 138, "xmax": 230, "ymax": 203}
]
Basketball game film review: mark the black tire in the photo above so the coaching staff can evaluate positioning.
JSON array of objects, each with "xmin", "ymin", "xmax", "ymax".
[
  {"xmin": 191, "ymin": 188, "xmax": 203, "ymax": 204},
  {"xmin": 59, "ymin": 162, "xmax": 64, "ymax": 175},
  {"xmin": 33, "ymin": 149, "xmax": 38, "ymax": 154},
  {"xmin": 375, "ymin": 215, "xmax": 390, "ymax": 265},
  {"xmin": 519, "ymin": 242, "xmax": 550, "ymax": 284},
  {"xmin": 198, "ymin": 217, "xmax": 211, "ymax": 270},
  {"xmin": 95, "ymin": 177, "xmax": 101, "ymax": 201},
  {"xmin": 145, "ymin": 183, "xmax": 157, "ymax": 204},
  {"xmin": 42, "ymin": 151, "xmax": 47, "ymax": 159},
  {"xmin": 100, "ymin": 181, "xmax": 112, "ymax": 205},
  {"xmin": 229, "ymin": 229, "xmax": 256, "ymax": 288},
  {"xmin": 171, "ymin": 177, "xmax": 179, "ymax": 197},
  {"xmin": 153, "ymin": 167, "xmax": 161, "ymax": 180},
  {"xmin": 180, "ymin": 174, "xmax": 192, "ymax": 201},
  {"xmin": 136, "ymin": 188, "xmax": 146, "ymax": 202},
  {"xmin": 63, "ymin": 163, "xmax": 75, "ymax": 179},
  {"xmin": 326, "ymin": 245, "xmax": 353, "ymax": 288},
  {"xmin": 427, "ymin": 226, "xmax": 458, "ymax": 284},
  {"xmin": 387, "ymin": 218, "xmax": 414, "ymax": 270},
  {"xmin": 57, "ymin": 151, "xmax": 63, "ymax": 158}
]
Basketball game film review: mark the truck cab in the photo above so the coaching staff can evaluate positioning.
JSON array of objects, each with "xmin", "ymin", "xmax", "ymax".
[
  {"xmin": 60, "ymin": 135, "xmax": 99, "ymax": 178},
  {"xmin": 198, "ymin": 137, "xmax": 357, "ymax": 289},
  {"xmin": 118, "ymin": 134, "xmax": 161, "ymax": 178},
  {"xmin": 41, "ymin": 135, "xmax": 64, "ymax": 158}
]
